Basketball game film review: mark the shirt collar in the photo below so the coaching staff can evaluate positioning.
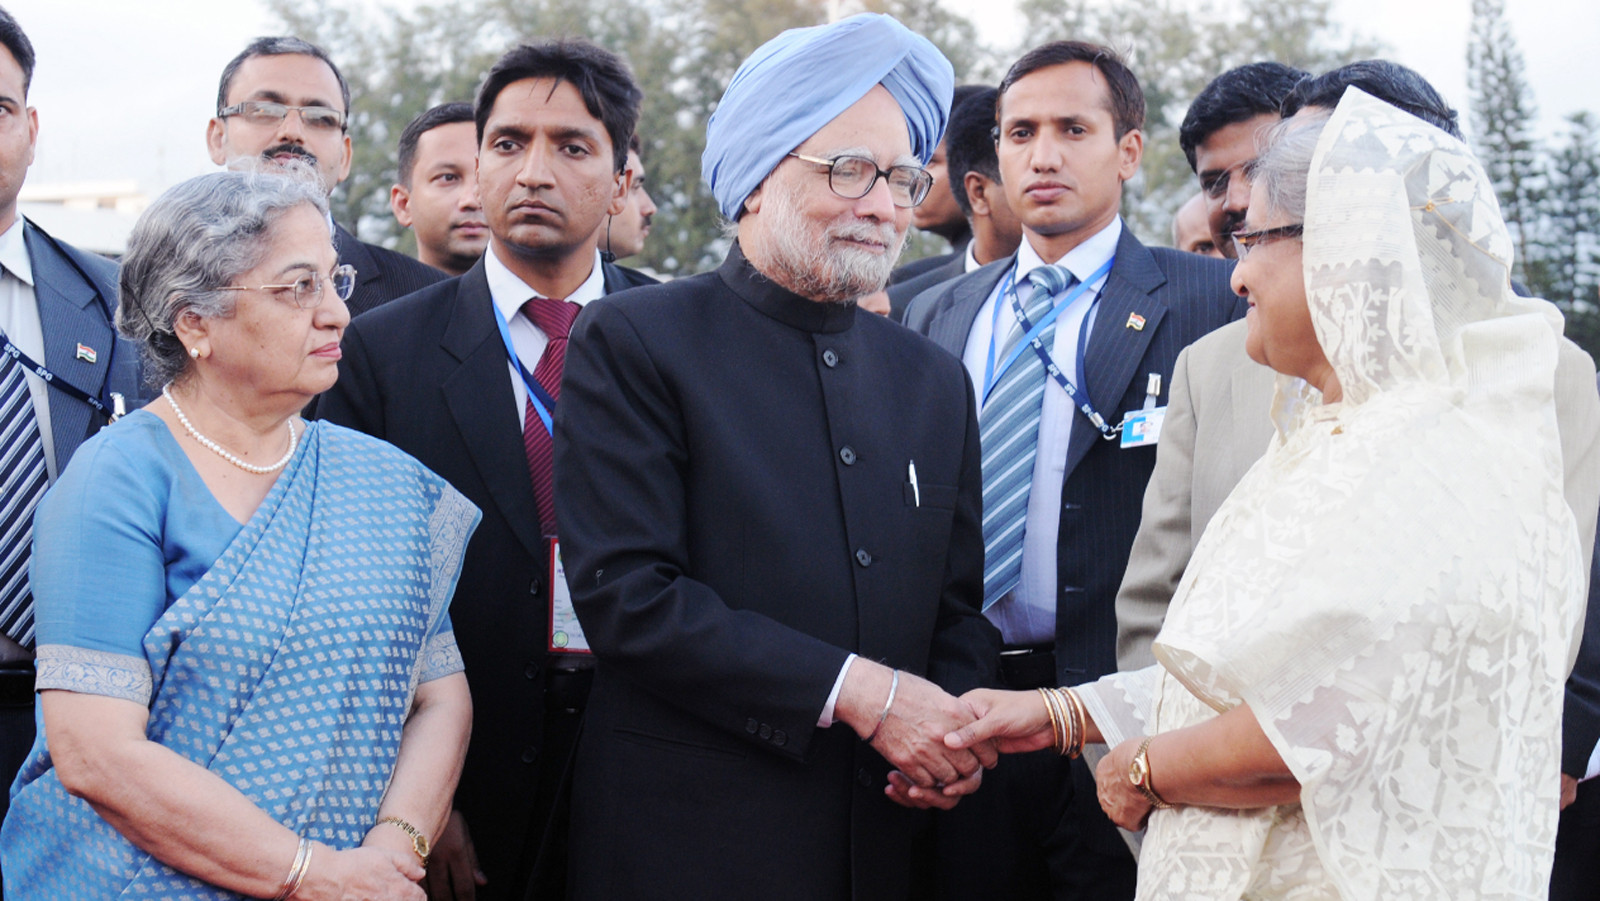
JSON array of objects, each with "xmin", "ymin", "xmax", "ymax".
[
  {"xmin": 963, "ymin": 240, "xmax": 981, "ymax": 274},
  {"xmin": 1015, "ymin": 216, "xmax": 1121, "ymax": 289},
  {"xmin": 484, "ymin": 243, "xmax": 607, "ymax": 321},
  {"xmin": 0, "ymin": 218, "xmax": 34, "ymax": 286}
]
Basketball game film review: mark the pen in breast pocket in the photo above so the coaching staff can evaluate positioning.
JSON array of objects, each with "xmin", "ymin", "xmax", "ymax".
[{"xmin": 908, "ymin": 460, "xmax": 920, "ymax": 507}]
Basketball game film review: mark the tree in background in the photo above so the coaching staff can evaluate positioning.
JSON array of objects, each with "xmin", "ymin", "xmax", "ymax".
[
  {"xmin": 269, "ymin": 0, "xmax": 1381, "ymax": 276},
  {"xmin": 1543, "ymin": 112, "xmax": 1600, "ymax": 354},
  {"xmin": 1466, "ymin": 0, "xmax": 1600, "ymax": 357},
  {"xmin": 1468, "ymin": 0, "xmax": 1544, "ymax": 290}
]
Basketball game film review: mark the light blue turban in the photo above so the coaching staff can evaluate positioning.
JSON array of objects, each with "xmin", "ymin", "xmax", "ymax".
[{"xmin": 702, "ymin": 13, "xmax": 954, "ymax": 220}]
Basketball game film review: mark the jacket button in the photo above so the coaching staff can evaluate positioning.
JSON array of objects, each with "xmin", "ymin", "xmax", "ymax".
[
  {"xmin": 746, "ymin": 718, "xmax": 760, "ymax": 734},
  {"xmin": 524, "ymin": 661, "xmax": 541, "ymax": 680},
  {"xmin": 529, "ymin": 576, "xmax": 544, "ymax": 595},
  {"xmin": 855, "ymin": 549, "xmax": 872, "ymax": 567},
  {"xmin": 822, "ymin": 348, "xmax": 839, "ymax": 368},
  {"xmin": 758, "ymin": 724, "xmax": 773, "ymax": 740},
  {"xmin": 521, "ymin": 746, "xmax": 539, "ymax": 764},
  {"xmin": 839, "ymin": 446, "xmax": 856, "ymax": 465},
  {"xmin": 857, "ymin": 768, "xmax": 873, "ymax": 787},
  {"xmin": 772, "ymin": 730, "xmax": 787, "ymax": 747}
]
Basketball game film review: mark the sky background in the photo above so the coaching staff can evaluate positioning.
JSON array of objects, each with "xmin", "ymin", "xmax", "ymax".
[{"xmin": 6, "ymin": 0, "xmax": 1596, "ymax": 199}]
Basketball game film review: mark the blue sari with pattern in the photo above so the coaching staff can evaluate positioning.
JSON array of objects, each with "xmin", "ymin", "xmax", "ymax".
[{"xmin": 1, "ymin": 420, "xmax": 478, "ymax": 898}]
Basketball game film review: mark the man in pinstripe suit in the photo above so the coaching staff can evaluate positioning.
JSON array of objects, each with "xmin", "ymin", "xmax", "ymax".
[
  {"xmin": 0, "ymin": 9, "xmax": 143, "ymax": 896},
  {"xmin": 904, "ymin": 41, "xmax": 1243, "ymax": 900}
]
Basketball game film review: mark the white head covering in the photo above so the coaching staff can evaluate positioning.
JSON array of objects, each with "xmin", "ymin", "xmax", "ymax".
[{"xmin": 1135, "ymin": 89, "xmax": 1584, "ymax": 899}]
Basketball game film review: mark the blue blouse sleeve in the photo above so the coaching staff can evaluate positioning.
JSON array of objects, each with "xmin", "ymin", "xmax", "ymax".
[{"xmin": 30, "ymin": 424, "xmax": 172, "ymax": 703}]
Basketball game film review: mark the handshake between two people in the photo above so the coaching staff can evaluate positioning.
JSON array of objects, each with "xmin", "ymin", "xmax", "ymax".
[{"xmin": 833, "ymin": 659, "xmax": 1099, "ymax": 812}]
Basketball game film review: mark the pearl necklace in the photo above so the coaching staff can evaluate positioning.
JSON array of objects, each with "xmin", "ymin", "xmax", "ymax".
[{"xmin": 162, "ymin": 384, "xmax": 298, "ymax": 474}]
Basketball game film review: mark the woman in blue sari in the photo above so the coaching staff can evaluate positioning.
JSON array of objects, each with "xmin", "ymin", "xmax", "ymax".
[{"xmin": 0, "ymin": 168, "xmax": 477, "ymax": 900}]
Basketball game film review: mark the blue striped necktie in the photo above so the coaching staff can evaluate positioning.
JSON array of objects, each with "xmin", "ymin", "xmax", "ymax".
[
  {"xmin": 0, "ymin": 340, "xmax": 48, "ymax": 646},
  {"xmin": 980, "ymin": 264, "xmax": 1071, "ymax": 610}
]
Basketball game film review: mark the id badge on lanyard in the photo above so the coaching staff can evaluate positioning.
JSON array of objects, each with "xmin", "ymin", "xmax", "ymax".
[{"xmin": 547, "ymin": 538, "xmax": 592, "ymax": 654}]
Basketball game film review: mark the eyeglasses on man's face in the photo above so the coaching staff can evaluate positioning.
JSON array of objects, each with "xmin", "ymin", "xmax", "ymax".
[
  {"xmin": 787, "ymin": 152, "xmax": 934, "ymax": 208},
  {"xmin": 219, "ymin": 100, "xmax": 347, "ymax": 132},
  {"xmin": 219, "ymin": 264, "xmax": 357, "ymax": 309},
  {"xmin": 1231, "ymin": 223, "xmax": 1303, "ymax": 260}
]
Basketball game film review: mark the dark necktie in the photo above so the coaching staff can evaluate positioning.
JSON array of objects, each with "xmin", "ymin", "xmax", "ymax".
[
  {"xmin": 0, "ymin": 338, "xmax": 48, "ymax": 646},
  {"xmin": 521, "ymin": 297, "xmax": 580, "ymax": 536},
  {"xmin": 978, "ymin": 264, "xmax": 1072, "ymax": 609}
]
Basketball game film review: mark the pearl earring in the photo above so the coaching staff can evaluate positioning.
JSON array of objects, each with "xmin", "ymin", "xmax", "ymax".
[{"xmin": 189, "ymin": 347, "xmax": 201, "ymax": 359}]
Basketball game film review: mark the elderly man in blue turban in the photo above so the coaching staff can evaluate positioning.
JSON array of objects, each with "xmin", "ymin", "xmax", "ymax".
[{"xmin": 554, "ymin": 13, "xmax": 1002, "ymax": 899}]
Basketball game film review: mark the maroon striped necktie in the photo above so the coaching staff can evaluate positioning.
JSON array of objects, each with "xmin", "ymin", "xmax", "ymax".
[{"xmin": 520, "ymin": 296, "xmax": 580, "ymax": 536}]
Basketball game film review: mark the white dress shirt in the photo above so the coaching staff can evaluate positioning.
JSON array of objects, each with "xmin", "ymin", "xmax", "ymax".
[
  {"xmin": 0, "ymin": 218, "xmax": 54, "ymax": 481},
  {"xmin": 962, "ymin": 239, "xmax": 981, "ymax": 274},
  {"xmin": 483, "ymin": 243, "xmax": 607, "ymax": 431},
  {"xmin": 960, "ymin": 218, "xmax": 1122, "ymax": 645}
]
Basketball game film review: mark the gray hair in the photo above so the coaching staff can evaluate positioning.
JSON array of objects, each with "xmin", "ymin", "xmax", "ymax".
[
  {"xmin": 117, "ymin": 166, "xmax": 328, "ymax": 387},
  {"xmin": 1244, "ymin": 111, "xmax": 1330, "ymax": 225}
]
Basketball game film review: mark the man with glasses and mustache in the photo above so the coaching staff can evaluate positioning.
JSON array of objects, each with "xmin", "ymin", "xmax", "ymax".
[
  {"xmin": 207, "ymin": 36, "xmax": 445, "ymax": 317},
  {"xmin": 552, "ymin": 14, "xmax": 1000, "ymax": 899}
]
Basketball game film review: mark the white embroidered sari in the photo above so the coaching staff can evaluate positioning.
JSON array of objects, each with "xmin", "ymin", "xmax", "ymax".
[{"xmin": 1078, "ymin": 90, "xmax": 1586, "ymax": 900}]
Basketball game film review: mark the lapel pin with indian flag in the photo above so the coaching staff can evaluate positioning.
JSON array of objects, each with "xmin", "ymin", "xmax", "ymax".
[
  {"xmin": 1125, "ymin": 313, "xmax": 1146, "ymax": 331},
  {"xmin": 75, "ymin": 343, "xmax": 97, "ymax": 363}
]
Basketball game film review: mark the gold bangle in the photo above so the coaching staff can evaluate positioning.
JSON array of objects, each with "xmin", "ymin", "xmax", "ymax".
[
  {"xmin": 1038, "ymin": 687, "xmax": 1065, "ymax": 753},
  {"xmin": 1062, "ymin": 687, "xmax": 1087, "ymax": 759},
  {"xmin": 273, "ymin": 835, "xmax": 312, "ymax": 901},
  {"xmin": 377, "ymin": 816, "xmax": 431, "ymax": 866}
]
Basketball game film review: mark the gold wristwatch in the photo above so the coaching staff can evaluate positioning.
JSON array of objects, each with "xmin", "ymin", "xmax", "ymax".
[
  {"xmin": 1128, "ymin": 737, "xmax": 1173, "ymax": 810},
  {"xmin": 377, "ymin": 816, "xmax": 431, "ymax": 866}
]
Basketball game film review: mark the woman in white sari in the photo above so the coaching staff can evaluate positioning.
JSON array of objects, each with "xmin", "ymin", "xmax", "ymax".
[{"xmin": 936, "ymin": 89, "xmax": 1587, "ymax": 899}]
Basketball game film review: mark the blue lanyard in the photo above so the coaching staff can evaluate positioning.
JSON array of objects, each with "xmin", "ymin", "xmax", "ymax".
[
  {"xmin": 981, "ymin": 258, "xmax": 1114, "ymax": 400},
  {"xmin": 0, "ymin": 328, "xmax": 123, "ymax": 420},
  {"xmin": 489, "ymin": 299, "xmax": 560, "ymax": 437}
]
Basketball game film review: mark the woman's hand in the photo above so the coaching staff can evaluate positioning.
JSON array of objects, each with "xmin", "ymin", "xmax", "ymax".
[
  {"xmin": 1094, "ymin": 738, "xmax": 1154, "ymax": 831},
  {"xmin": 296, "ymin": 844, "xmax": 425, "ymax": 901},
  {"xmin": 942, "ymin": 688, "xmax": 1057, "ymax": 756}
]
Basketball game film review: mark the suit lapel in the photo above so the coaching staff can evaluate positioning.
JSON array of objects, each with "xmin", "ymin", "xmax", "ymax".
[
  {"xmin": 27, "ymin": 225, "xmax": 113, "ymax": 474},
  {"xmin": 925, "ymin": 258, "xmax": 1011, "ymax": 356},
  {"xmin": 1064, "ymin": 230, "xmax": 1168, "ymax": 476},
  {"xmin": 439, "ymin": 263, "xmax": 547, "ymax": 557}
]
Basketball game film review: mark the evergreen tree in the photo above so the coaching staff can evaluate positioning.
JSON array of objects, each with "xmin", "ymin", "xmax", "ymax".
[
  {"xmin": 1467, "ymin": 0, "xmax": 1546, "ymax": 292},
  {"xmin": 1544, "ymin": 112, "xmax": 1600, "ymax": 358}
]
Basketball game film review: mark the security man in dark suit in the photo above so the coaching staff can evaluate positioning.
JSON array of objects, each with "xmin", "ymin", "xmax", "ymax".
[
  {"xmin": 206, "ymin": 36, "xmax": 445, "ymax": 318},
  {"xmin": 317, "ymin": 40, "xmax": 654, "ymax": 901},
  {"xmin": 905, "ymin": 41, "xmax": 1244, "ymax": 900},
  {"xmin": 0, "ymin": 9, "xmax": 144, "ymax": 896}
]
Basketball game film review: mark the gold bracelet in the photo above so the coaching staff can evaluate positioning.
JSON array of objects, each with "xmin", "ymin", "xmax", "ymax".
[
  {"xmin": 273, "ymin": 835, "xmax": 312, "ymax": 901},
  {"xmin": 1049, "ymin": 691, "xmax": 1075, "ymax": 755},
  {"xmin": 1036, "ymin": 688, "xmax": 1060, "ymax": 752},
  {"xmin": 377, "ymin": 816, "xmax": 431, "ymax": 866},
  {"xmin": 1128, "ymin": 736, "xmax": 1173, "ymax": 810},
  {"xmin": 1062, "ymin": 687, "xmax": 1087, "ymax": 759}
]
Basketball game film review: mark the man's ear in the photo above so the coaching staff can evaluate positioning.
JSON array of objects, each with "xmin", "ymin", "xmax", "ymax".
[
  {"xmin": 607, "ymin": 166, "xmax": 633, "ymax": 217},
  {"xmin": 205, "ymin": 118, "xmax": 229, "ymax": 167},
  {"xmin": 743, "ymin": 182, "xmax": 763, "ymax": 217},
  {"xmin": 1117, "ymin": 128, "xmax": 1144, "ymax": 183},
  {"xmin": 390, "ymin": 184, "xmax": 413, "ymax": 227},
  {"xmin": 965, "ymin": 171, "xmax": 993, "ymax": 218}
]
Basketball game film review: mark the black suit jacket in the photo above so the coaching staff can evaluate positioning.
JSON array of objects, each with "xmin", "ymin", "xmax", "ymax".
[
  {"xmin": 907, "ymin": 226, "xmax": 1244, "ymax": 683},
  {"xmin": 334, "ymin": 224, "xmax": 449, "ymax": 319},
  {"xmin": 554, "ymin": 246, "xmax": 999, "ymax": 900},
  {"xmin": 886, "ymin": 252, "xmax": 965, "ymax": 323},
  {"xmin": 1566, "ymin": 376, "xmax": 1600, "ymax": 777},
  {"xmin": 314, "ymin": 255, "xmax": 655, "ymax": 898}
]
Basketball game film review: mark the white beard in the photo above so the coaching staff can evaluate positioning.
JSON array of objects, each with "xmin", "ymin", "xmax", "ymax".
[{"xmin": 761, "ymin": 179, "xmax": 907, "ymax": 304}]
